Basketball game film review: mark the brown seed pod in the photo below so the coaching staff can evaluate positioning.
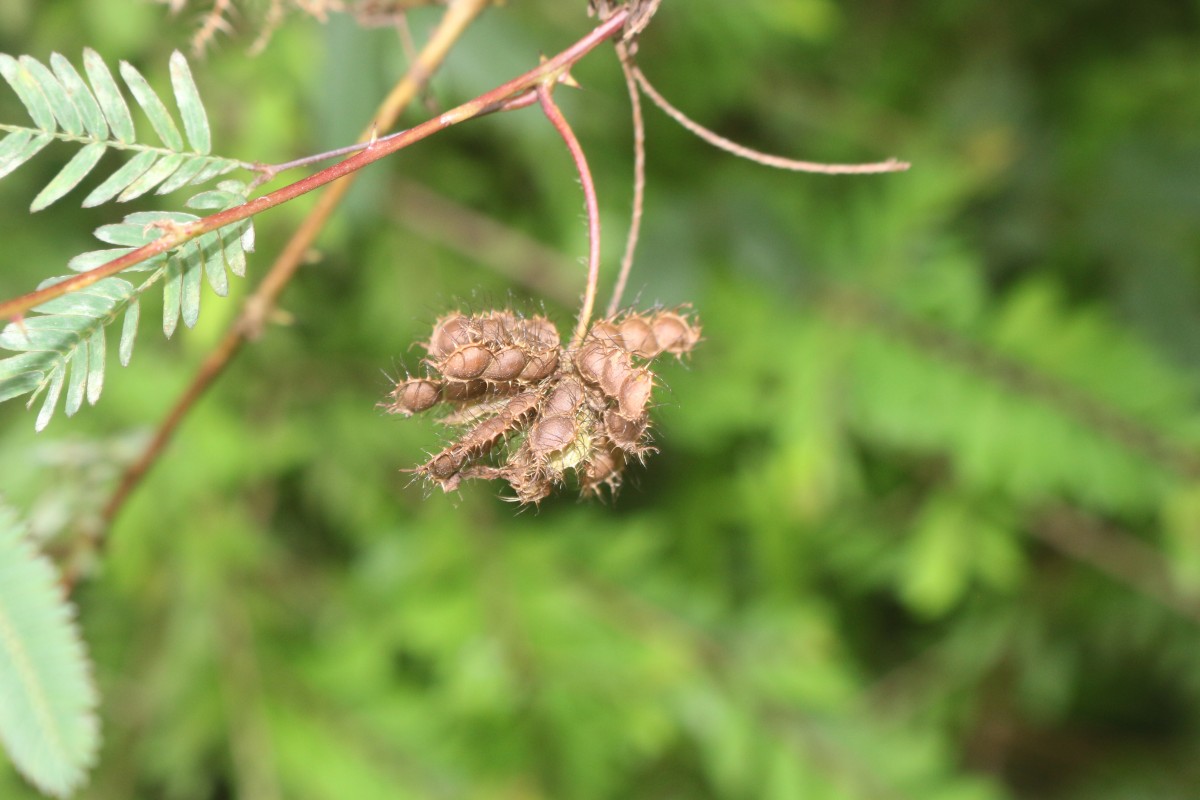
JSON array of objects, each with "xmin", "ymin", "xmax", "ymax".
[
  {"xmin": 386, "ymin": 378, "xmax": 442, "ymax": 416},
  {"xmin": 604, "ymin": 409, "xmax": 649, "ymax": 453},
  {"xmin": 481, "ymin": 347, "xmax": 529, "ymax": 381},
  {"xmin": 598, "ymin": 350, "xmax": 635, "ymax": 400},
  {"xmin": 393, "ymin": 304, "xmax": 697, "ymax": 504},
  {"xmin": 528, "ymin": 414, "xmax": 578, "ymax": 456},
  {"xmin": 581, "ymin": 441, "xmax": 624, "ymax": 496},
  {"xmin": 426, "ymin": 450, "xmax": 462, "ymax": 482},
  {"xmin": 517, "ymin": 349, "xmax": 559, "ymax": 382},
  {"xmin": 443, "ymin": 379, "xmax": 490, "ymax": 404},
  {"xmin": 574, "ymin": 340, "xmax": 611, "ymax": 385},
  {"xmin": 513, "ymin": 315, "xmax": 560, "ymax": 350},
  {"xmin": 475, "ymin": 310, "xmax": 517, "ymax": 344},
  {"xmin": 543, "ymin": 377, "xmax": 584, "ymax": 416},
  {"xmin": 649, "ymin": 310, "xmax": 700, "ymax": 356},
  {"xmin": 589, "ymin": 319, "xmax": 623, "ymax": 347},
  {"xmin": 616, "ymin": 314, "xmax": 658, "ymax": 358},
  {"xmin": 438, "ymin": 343, "xmax": 493, "ymax": 381},
  {"xmin": 509, "ymin": 471, "xmax": 552, "ymax": 505},
  {"xmin": 465, "ymin": 415, "xmax": 509, "ymax": 448},
  {"xmin": 485, "ymin": 389, "xmax": 539, "ymax": 431},
  {"xmin": 617, "ymin": 368, "xmax": 653, "ymax": 418},
  {"xmin": 490, "ymin": 443, "xmax": 552, "ymax": 505},
  {"xmin": 441, "ymin": 386, "xmax": 531, "ymax": 424},
  {"xmin": 418, "ymin": 390, "xmax": 539, "ymax": 491},
  {"xmin": 428, "ymin": 314, "xmax": 471, "ymax": 358}
]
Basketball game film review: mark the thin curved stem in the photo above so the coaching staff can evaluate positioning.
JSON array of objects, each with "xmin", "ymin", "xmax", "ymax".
[
  {"xmin": 249, "ymin": 131, "xmax": 406, "ymax": 189},
  {"xmin": 633, "ymin": 65, "xmax": 911, "ymax": 175},
  {"xmin": 537, "ymin": 81, "xmax": 602, "ymax": 346},
  {"xmin": 0, "ymin": 7, "xmax": 631, "ymax": 324},
  {"xmin": 605, "ymin": 42, "xmax": 645, "ymax": 317},
  {"xmin": 90, "ymin": 4, "xmax": 631, "ymax": 538}
]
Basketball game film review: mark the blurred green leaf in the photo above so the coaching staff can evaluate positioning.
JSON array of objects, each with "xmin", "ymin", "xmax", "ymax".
[{"xmin": 0, "ymin": 503, "xmax": 98, "ymax": 798}]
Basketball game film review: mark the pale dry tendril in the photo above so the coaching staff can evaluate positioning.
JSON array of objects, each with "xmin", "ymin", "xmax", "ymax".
[{"xmin": 383, "ymin": 306, "xmax": 700, "ymax": 504}]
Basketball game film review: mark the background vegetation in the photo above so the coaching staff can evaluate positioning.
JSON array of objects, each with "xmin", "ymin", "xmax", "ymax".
[{"xmin": 2, "ymin": 0, "xmax": 1199, "ymax": 797}]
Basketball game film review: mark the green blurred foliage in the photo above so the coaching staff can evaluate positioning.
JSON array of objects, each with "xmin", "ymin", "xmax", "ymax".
[{"xmin": 2, "ymin": 0, "xmax": 1200, "ymax": 797}]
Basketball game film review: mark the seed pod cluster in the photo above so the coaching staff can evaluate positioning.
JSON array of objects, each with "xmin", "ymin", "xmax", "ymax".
[{"xmin": 383, "ymin": 307, "xmax": 700, "ymax": 504}]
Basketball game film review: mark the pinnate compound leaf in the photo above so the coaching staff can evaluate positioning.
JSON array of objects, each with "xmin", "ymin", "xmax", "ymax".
[
  {"xmin": 0, "ymin": 278, "xmax": 131, "ymax": 431},
  {"xmin": 0, "ymin": 184, "xmax": 254, "ymax": 428},
  {"xmin": 0, "ymin": 50, "xmax": 245, "ymax": 208},
  {"xmin": 0, "ymin": 504, "xmax": 99, "ymax": 798}
]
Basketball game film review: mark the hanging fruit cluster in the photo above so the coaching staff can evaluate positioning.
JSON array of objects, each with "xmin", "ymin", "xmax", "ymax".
[{"xmin": 384, "ymin": 307, "xmax": 700, "ymax": 504}]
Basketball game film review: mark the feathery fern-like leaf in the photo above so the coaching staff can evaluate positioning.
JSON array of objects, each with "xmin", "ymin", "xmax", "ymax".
[
  {"xmin": 0, "ymin": 503, "xmax": 99, "ymax": 799},
  {"xmin": 0, "ymin": 49, "xmax": 249, "ymax": 210},
  {"xmin": 0, "ymin": 183, "xmax": 255, "ymax": 430}
]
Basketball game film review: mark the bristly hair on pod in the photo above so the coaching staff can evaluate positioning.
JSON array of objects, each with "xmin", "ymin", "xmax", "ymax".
[{"xmin": 382, "ymin": 305, "xmax": 699, "ymax": 504}]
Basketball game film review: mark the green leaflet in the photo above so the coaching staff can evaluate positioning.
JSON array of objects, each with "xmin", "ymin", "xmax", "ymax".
[
  {"xmin": 19, "ymin": 55, "xmax": 83, "ymax": 136},
  {"xmin": 168, "ymin": 50, "xmax": 211, "ymax": 155},
  {"xmin": 0, "ymin": 49, "xmax": 248, "ymax": 209},
  {"xmin": 30, "ymin": 142, "xmax": 106, "ymax": 212},
  {"xmin": 0, "ymin": 503, "xmax": 99, "ymax": 798},
  {"xmin": 80, "ymin": 149, "xmax": 156, "ymax": 208},
  {"xmin": 0, "ymin": 54, "xmax": 56, "ymax": 131},
  {"xmin": 118, "ymin": 60, "xmax": 184, "ymax": 152},
  {"xmin": 116, "ymin": 152, "xmax": 186, "ymax": 202},
  {"xmin": 0, "ymin": 131, "xmax": 52, "ymax": 180},
  {"xmin": 0, "ymin": 278, "xmax": 134, "ymax": 432},
  {"xmin": 49, "ymin": 53, "xmax": 107, "ymax": 140},
  {"xmin": 80, "ymin": 48, "xmax": 133, "ymax": 144}
]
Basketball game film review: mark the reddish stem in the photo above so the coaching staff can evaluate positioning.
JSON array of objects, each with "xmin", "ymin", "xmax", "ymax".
[
  {"xmin": 606, "ymin": 43, "xmax": 646, "ymax": 317},
  {"xmin": 537, "ymin": 82, "xmax": 602, "ymax": 346}
]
